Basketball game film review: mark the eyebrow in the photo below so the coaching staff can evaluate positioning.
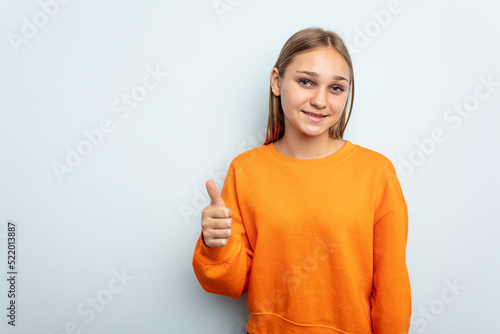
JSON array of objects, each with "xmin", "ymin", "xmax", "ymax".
[{"xmin": 296, "ymin": 70, "xmax": 350, "ymax": 83}]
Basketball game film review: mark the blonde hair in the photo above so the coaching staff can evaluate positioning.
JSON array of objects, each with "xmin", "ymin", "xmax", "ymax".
[{"xmin": 264, "ymin": 27, "xmax": 355, "ymax": 145}]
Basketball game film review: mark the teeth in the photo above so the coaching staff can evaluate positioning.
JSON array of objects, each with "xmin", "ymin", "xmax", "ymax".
[{"xmin": 304, "ymin": 111, "xmax": 324, "ymax": 118}]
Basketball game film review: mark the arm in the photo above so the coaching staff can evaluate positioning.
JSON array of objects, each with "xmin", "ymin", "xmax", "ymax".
[
  {"xmin": 371, "ymin": 167, "xmax": 412, "ymax": 333},
  {"xmin": 371, "ymin": 203, "xmax": 411, "ymax": 333},
  {"xmin": 192, "ymin": 162, "xmax": 254, "ymax": 299}
]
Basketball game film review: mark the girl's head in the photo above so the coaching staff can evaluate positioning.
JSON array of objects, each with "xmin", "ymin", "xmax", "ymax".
[{"xmin": 265, "ymin": 27, "xmax": 355, "ymax": 145}]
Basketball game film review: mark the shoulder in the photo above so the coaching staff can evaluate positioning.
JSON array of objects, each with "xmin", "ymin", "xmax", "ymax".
[
  {"xmin": 349, "ymin": 141, "xmax": 397, "ymax": 173},
  {"xmin": 351, "ymin": 142, "xmax": 404, "ymax": 202},
  {"xmin": 229, "ymin": 144, "xmax": 269, "ymax": 170}
]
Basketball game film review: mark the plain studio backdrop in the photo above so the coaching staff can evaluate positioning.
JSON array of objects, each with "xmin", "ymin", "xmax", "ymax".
[{"xmin": 1, "ymin": 0, "xmax": 499, "ymax": 333}]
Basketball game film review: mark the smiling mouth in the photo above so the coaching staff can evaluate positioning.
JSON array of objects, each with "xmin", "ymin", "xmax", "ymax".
[{"xmin": 302, "ymin": 111, "xmax": 327, "ymax": 118}]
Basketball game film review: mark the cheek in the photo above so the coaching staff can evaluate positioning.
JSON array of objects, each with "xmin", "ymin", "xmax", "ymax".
[
  {"xmin": 329, "ymin": 95, "xmax": 349, "ymax": 112},
  {"xmin": 282, "ymin": 87, "xmax": 309, "ymax": 111},
  {"xmin": 280, "ymin": 87, "xmax": 299, "ymax": 114},
  {"xmin": 280, "ymin": 95, "xmax": 291, "ymax": 116}
]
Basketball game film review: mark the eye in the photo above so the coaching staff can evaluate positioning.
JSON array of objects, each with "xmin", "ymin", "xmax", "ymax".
[
  {"xmin": 298, "ymin": 78, "xmax": 313, "ymax": 87},
  {"xmin": 330, "ymin": 85, "xmax": 344, "ymax": 93}
]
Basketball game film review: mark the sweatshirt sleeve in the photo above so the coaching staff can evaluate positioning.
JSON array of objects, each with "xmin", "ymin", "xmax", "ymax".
[
  {"xmin": 192, "ymin": 160, "xmax": 254, "ymax": 299},
  {"xmin": 371, "ymin": 167, "xmax": 412, "ymax": 334}
]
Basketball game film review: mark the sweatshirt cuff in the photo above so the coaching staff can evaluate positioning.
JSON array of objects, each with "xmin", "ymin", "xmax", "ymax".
[{"xmin": 197, "ymin": 230, "xmax": 239, "ymax": 264}]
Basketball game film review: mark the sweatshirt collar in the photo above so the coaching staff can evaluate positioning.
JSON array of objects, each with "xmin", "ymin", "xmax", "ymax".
[{"xmin": 263, "ymin": 140, "xmax": 357, "ymax": 169}]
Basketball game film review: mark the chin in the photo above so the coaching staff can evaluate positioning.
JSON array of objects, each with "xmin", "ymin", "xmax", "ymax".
[{"xmin": 301, "ymin": 129, "xmax": 329, "ymax": 138}]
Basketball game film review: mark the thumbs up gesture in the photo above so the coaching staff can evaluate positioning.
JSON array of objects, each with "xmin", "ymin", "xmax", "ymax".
[{"xmin": 201, "ymin": 180, "xmax": 233, "ymax": 247}]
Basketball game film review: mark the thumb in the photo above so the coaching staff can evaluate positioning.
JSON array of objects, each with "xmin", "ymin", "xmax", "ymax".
[{"xmin": 205, "ymin": 180, "xmax": 225, "ymax": 207}]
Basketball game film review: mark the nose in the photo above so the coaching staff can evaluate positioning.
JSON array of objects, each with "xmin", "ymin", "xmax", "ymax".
[{"xmin": 310, "ymin": 88, "xmax": 326, "ymax": 109}]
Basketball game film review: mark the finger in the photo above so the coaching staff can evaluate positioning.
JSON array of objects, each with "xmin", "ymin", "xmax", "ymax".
[
  {"xmin": 210, "ymin": 228, "xmax": 232, "ymax": 239},
  {"xmin": 203, "ymin": 232, "xmax": 229, "ymax": 247},
  {"xmin": 206, "ymin": 180, "xmax": 225, "ymax": 207},
  {"xmin": 206, "ymin": 217, "xmax": 232, "ymax": 229},
  {"xmin": 205, "ymin": 238, "xmax": 230, "ymax": 248},
  {"xmin": 202, "ymin": 206, "xmax": 232, "ymax": 219}
]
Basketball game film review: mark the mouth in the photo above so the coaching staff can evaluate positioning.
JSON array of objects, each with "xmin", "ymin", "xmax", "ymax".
[{"xmin": 302, "ymin": 110, "xmax": 327, "ymax": 118}]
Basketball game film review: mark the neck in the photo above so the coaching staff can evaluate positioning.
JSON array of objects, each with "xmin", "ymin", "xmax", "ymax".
[{"xmin": 274, "ymin": 132, "xmax": 345, "ymax": 159}]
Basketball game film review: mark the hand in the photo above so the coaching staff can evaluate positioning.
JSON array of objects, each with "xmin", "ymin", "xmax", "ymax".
[{"xmin": 201, "ymin": 180, "xmax": 233, "ymax": 247}]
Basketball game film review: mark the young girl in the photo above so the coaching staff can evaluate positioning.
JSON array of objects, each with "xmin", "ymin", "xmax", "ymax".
[{"xmin": 192, "ymin": 27, "xmax": 411, "ymax": 334}]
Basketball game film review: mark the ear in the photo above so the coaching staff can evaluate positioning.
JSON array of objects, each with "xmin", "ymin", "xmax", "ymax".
[{"xmin": 270, "ymin": 67, "xmax": 281, "ymax": 96}]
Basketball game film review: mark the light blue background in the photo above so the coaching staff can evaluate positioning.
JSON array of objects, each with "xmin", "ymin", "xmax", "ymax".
[{"xmin": 1, "ymin": 0, "xmax": 499, "ymax": 333}]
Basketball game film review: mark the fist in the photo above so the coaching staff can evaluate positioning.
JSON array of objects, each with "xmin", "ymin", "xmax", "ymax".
[{"xmin": 201, "ymin": 180, "xmax": 233, "ymax": 247}]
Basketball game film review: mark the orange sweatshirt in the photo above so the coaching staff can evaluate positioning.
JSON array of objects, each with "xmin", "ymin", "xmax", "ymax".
[{"xmin": 192, "ymin": 140, "xmax": 411, "ymax": 334}]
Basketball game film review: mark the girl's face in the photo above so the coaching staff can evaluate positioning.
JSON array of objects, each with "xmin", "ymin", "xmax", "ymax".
[{"xmin": 271, "ymin": 47, "xmax": 351, "ymax": 140}]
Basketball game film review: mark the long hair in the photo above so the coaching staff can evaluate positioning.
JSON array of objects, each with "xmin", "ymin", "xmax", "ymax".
[{"xmin": 264, "ymin": 27, "xmax": 355, "ymax": 145}]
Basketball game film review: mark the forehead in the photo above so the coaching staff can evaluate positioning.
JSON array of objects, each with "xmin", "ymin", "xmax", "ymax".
[{"xmin": 286, "ymin": 47, "xmax": 350, "ymax": 79}]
